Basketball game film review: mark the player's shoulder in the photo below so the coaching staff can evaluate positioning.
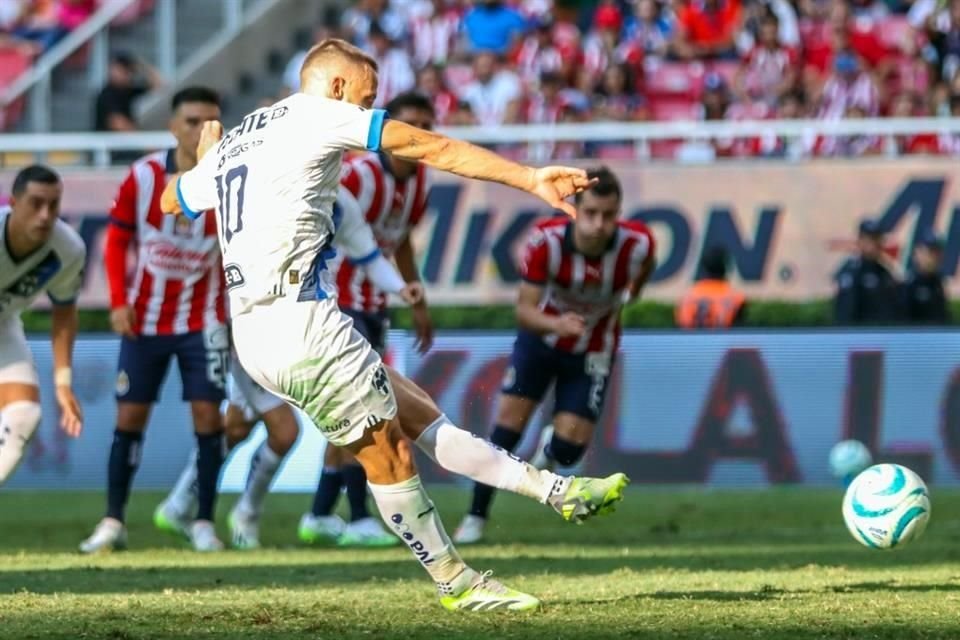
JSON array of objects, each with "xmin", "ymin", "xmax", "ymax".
[
  {"xmin": 50, "ymin": 219, "xmax": 86, "ymax": 261},
  {"xmin": 618, "ymin": 218, "xmax": 651, "ymax": 235},
  {"xmin": 128, "ymin": 150, "xmax": 168, "ymax": 173},
  {"xmin": 527, "ymin": 216, "xmax": 569, "ymax": 245}
]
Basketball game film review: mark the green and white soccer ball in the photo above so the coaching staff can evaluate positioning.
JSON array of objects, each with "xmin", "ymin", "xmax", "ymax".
[
  {"xmin": 829, "ymin": 439, "xmax": 873, "ymax": 481},
  {"xmin": 842, "ymin": 464, "xmax": 931, "ymax": 550}
]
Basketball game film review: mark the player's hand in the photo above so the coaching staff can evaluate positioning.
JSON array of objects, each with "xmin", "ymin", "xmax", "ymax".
[
  {"xmin": 55, "ymin": 385, "xmax": 83, "ymax": 438},
  {"xmin": 109, "ymin": 306, "xmax": 136, "ymax": 338},
  {"xmin": 553, "ymin": 312, "xmax": 586, "ymax": 338},
  {"xmin": 411, "ymin": 302, "xmax": 434, "ymax": 354},
  {"xmin": 197, "ymin": 120, "xmax": 223, "ymax": 160},
  {"xmin": 527, "ymin": 167, "xmax": 597, "ymax": 218},
  {"xmin": 400, "ymin": 282, "xmax": 425, "ymax": 306},
  {"xmin": 160, "ymin": 173, "xmax": 183, "ymax": 215}
]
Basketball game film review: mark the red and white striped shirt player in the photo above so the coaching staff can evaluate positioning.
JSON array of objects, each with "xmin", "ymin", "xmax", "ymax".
[
  {"xmin": 105, "ymin": 149, "xmax": 226, "ymax": 336},
  {"xmin": 334, "ymin": 151, "xmax": 429, "ymax": 315},
  {"xmin": 520, "ymin": 216, "xmax": 655, "ymax": 358}
]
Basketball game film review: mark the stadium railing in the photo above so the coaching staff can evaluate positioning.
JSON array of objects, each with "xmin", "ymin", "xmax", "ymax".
[{"xmin": 3, "ymin": 117, "xmax": 960, "ymax": 167}]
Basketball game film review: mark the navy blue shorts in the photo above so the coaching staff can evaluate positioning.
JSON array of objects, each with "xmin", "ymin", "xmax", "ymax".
[
  {"xmin": 343, "ymin": 309, "xmax": 389, "ymax": 354},
  {"xmin": 501, "ymin": 330, "xmax": 614, "ymax": 422},
  {"xmin": 116, "ymin": 326, "xmax": 230, "ymax": 404}
]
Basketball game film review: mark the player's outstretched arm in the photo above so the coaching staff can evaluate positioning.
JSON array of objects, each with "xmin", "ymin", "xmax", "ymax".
[
  {"xmin": 160, "ymin": 120, "xmax": 224, "ymax": 215},
  {"xmin": 380, "ymin": 120, "xmax": 595, "ymax": 217},
  {"xmin": 50, "ymin": 303, "xmax": 83, "ymax": 436}
]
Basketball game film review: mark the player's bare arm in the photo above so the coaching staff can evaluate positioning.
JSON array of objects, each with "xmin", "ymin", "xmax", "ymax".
[
  {"xmin": 50, "ymin": 302, "xmax": 83, "ymax": 436},
  {"xmin": 516, "ymin": 281, "xmax": 585, "ymax": 338},
  {"xmin": 160, "ymin": 120, "xmax": 223, "ymax": 215},
  {"xmin": 380, "ymin": 120, "xmax": 595, "ymax": 218},
  {"xmin": 394, "ymin": 235, "xmax": 433, "ymax": 353},
  {"xmin": 627, "ymin": 254, "xmax": 658, "ymax": 301}
]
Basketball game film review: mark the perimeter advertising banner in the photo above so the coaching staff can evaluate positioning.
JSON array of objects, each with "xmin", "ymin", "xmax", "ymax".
[
  {"xmin": 8, "ymin": 330, "xmax": 960, "ymax": 490},
  {"xmin": 3, "ymin": 158, "xmax": 960, "ymax": 308}
]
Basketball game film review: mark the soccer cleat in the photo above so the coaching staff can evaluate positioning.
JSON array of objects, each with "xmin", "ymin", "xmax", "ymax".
[
  {"xmin": 153, "ymin": 499, "xmax": 192, "ymax": 540},
  {"xmin": 548, "ymin": 473, "xmax": 630, "ymax": 524},
  {"xmin": 79, "ymin": 517, "xmax": 127, "ymax": 554},
  {"xmin": 188, "ymin": 520, "xmax": 224, "ymax": 552},
  {"xmin": 228, "ymin": 507, "xmax": 261, "ymax": 550},
  {"xmin": 297, "ymin": 513, "xmax": 346, "ymax": 545},
  {"xmin": 528, "ymin": 424, "xmax": 556, "ymax": 471},
  {"xmin": 439, "ymin": 570, "xmax": 541, "ymax": 612},
  {"xmin": 452, "ymin": 515, "xmax": 486, "ymax": 544},
  {"xmin": 337, "ymin": 517, "xmax": 399, "ymax": 547}
]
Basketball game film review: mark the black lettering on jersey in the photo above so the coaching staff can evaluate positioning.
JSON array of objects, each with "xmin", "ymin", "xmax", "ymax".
[
  {"xmin": 224, "ymin": 263, "xmax": 245, "ymax": 289},
  {"xmin": 0, "ymin": 250, "xmax": 62, "ymax": 313}
]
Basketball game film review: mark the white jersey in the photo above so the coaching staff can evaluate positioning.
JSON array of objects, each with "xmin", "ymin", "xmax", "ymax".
[
  {"xmin": 177, "ymin": 93, "xmax": 387, "ymax": 316},
  {"xmin": 0, "ymin": 206, "xmax": 86, "ymax": 323}
]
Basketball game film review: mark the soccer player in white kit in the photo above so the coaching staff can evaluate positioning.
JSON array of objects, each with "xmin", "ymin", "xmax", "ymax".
[
  {"xmin": 164, "ymin": 39, "xmax": 629, "ymax": 611},
  {"xmin": 0, "ymin": 165, "xmax": 85, "ymax": 485},
  {"xmin": 159, "ymin": 191, "xmax": 420, "ymax": 549}
]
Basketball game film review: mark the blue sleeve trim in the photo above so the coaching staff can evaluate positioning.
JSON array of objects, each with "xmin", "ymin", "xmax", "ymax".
[
  {"xmin": 365, "ymin": 109, "xmax": 387, "ymax": 151},
  {"xmin": 176, "ymin": 176, "xmax": 202, "ymax": 220},
  {"xmin": 47, "ymin": 293, "xmax": 77, "ymax": 306},
  {"xmin": 349, "ymin": 248, "xmax": 381, "ymax": 266}
]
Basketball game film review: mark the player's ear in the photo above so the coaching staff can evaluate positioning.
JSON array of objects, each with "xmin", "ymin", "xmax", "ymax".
[{"xmin": 331, "ymin": 76, "xmax": 345, "ymax": 101}]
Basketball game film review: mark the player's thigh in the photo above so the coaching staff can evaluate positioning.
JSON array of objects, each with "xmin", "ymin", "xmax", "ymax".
[
  {"xmin": 498, "ymin": 331, "xmax": 557, "ymax": 430},
  {"xmin": 553, "ymin": 352, "xmax": 614, "ymax": 438},
  {"xmin": 116, "ymin": 334, "xmax": 173, "ymax": 405},
  {"xmin": 175, "ymin": 325, "xmax": 229, "ymax": 404},
  {"xmin": 386, "ymin": 366, "xmax": 444, "ymax": 440},
  {"xmin": 232, "ymin": 298, "xmax": 397, "ymax": 449},
  {"xmin": 0, "ymin": 317, "xmax": 40, "ymax": 404}
]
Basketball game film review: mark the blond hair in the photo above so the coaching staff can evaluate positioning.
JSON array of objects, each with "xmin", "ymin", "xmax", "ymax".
[{"xmin": 299, "ymin": 38, "xmax": 378, "ymax": 88}]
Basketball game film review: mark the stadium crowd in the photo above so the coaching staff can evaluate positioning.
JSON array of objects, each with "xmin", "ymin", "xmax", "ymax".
[{"xmin": 277, "ymin": 0, "xmax": 960, "ymax": 158}]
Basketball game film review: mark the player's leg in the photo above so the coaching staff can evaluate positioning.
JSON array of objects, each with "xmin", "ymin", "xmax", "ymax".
[
  {"xmin": 0, "ymin": 317, "xmax": 42, "ymax": 486},
  {"xmin": 176, "ymin": 326, "xmax": 230, "ymax": 551},
  {"xmin": 81, "ymin": 335, "xmax": 169, "ymax": 553},
  {"xmin": 233, "ymin": 299, "xmax": 538, "ymax": 610},
  {"xmin": 529, "ymin": 351, "xmax": 613, "ymax": 472}
]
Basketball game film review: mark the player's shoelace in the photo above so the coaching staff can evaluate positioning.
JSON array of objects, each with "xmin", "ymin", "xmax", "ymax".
[{"xmin": 473, "ymin": 570, "xmax": 509, "ymax": 595}]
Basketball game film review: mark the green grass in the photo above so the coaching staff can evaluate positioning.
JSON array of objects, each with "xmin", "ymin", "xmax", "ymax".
[{"xmin": 1, "ymin": 488, "xmax": 959, "ymax": 639}]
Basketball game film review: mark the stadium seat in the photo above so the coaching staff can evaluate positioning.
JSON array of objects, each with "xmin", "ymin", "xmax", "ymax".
[{"xmin": 0, "ymin": 46, "xmax": 33, "ymax": 131}]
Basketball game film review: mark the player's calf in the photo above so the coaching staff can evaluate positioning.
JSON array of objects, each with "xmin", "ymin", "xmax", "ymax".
[{"xmin": 0, "ymin": 400, "xmax": 41, "ymax": 484}]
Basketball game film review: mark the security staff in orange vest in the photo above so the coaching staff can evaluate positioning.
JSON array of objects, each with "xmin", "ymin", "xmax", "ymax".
[{"xmin": 676, "ymin": 247, "xmax": 747, "ymax": 329}]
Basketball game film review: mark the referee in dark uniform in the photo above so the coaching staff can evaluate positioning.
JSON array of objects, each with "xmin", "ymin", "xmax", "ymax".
[
  {"xmin": 903, "ymin": 231, "xmax": 950, "ymax": 325},
  {"xmin": 834, "ymin": 219, "xmax": 901, "ymax": 326}
]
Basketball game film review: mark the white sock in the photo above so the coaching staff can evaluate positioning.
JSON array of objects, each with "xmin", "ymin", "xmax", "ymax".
[
  {"xmin": 0, "ymin": 401, "xmax": 41, "ymax": 485},
  {"xmin": 166, "ymin": 448, "xmax": 198, "ymax": 516},
  {"xmin": 367, "ymin": 474, "xmax": 466, "ymax": 586},
  {"xmin": 236, "ymin": 442, "xmax": 282, "ymax": 516},
  {"xmin": 415, "ymin": 415, "xmax": 568, "ymax": 503}
]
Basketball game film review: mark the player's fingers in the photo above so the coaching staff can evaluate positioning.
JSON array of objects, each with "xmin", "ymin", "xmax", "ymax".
[{"xmin": 556, "ymin": 200, "xmax": 577, "ymax": 218}]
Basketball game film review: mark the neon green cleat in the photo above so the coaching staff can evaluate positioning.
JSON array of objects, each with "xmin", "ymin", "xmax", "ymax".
[
  {"xmin": 336, "ymin": 517, "xmax": 400, "ymax": 547},
  {"xmin": 153, "ymin": 500, "xmax": 191, "ymax": 539},
  {"xmin": 439, "ymin": 570, "xmax": 541, "ymax": 612},
  {"xmin": 549, "ymin": 473, "xmax": 630, "ymax": 524}
]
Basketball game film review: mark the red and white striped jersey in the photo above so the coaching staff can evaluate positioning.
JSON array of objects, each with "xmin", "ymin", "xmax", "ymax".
[
  {"xmin": 521, "ymin": 217, "xmax": 655, "ymax": 357},
  {"xmin": 335, "ymin": 152, "xmax": 429, "ymax": 313},
  {"xmin": 105, "ymin": 149, "xmax": 226, "ymax": 336}
]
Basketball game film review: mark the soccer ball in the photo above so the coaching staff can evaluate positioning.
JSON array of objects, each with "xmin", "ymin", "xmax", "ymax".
[
  {"xmin": 829, "ymin": 440, "xmax": 873, "ymax": 481},
  {"xmin": 842, "ymin": 464, "xmax": 931, "ymax": 549}
]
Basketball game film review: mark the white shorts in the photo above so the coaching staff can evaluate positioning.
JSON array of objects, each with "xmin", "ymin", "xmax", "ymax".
[
  {"xmin": 226, "ymin": 350, "xmax": 286, "ymax": 422},
  {"xmin": 0, "ymin": 316, "xmax": 38, "ymax": 386},
  {"xmin": 231, "ymin": 296, "xmax": 397, "ymax": 447}
]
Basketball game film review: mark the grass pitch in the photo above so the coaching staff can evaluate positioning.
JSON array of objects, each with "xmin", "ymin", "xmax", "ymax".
[{"xmin": 1, "ymin": 487, "xmax": 958, "ymax": 639}]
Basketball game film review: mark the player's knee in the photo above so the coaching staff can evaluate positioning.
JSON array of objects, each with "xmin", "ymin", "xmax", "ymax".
[
  {"xmin": 263, "ymin": 408, "xmax": 298, "ymax": 455},
  {"xmin": 0, "ymin": 401, "xmax": 42, "ymax": 481},
  {"xmin": 548, "ymin": 435, "xmax": 586, "ymax": 467},
  {"xmin": 224, "ymin": 415, "xmax": 254, "ymax": 449}
]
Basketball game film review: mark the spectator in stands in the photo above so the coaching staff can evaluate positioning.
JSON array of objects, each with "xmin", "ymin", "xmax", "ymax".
[
  {"xmin": 584, "ymin": 2, "xmax": 643, "ymax": 79},
  {"xmin": 447, "ymin": 98, "xmax": 479, "ymax": 125},
  {"xmin": 734, "ymin": 12, "xmax": 798, "ymax": 109},
  {"xmin": 675, "ymin": 247, "xmax": 747, "ymax": 329},
  {"xmin": 366, "ymin": 21, "xmax": 415, "ymax": 107},
  {"xmin": 593, "ymin": 63, "xmax": 649, "ymax": 121},
  {"xmin": 9, "ymin": 0, "xmax": 65, "ymax": 53},
  {"xmin": 416, "ymin": 64, "xmax": 459, "ymax": 124},
  {"xmin": 0, "ymin": 0, "xmax": 39, "ymax": 55},
  {"xmin": 887, "ymin": 31, "xmax": 931, "ymax": 101},
  {"xmin": 938, "ymin": 93, "xmax": 960, "ymax": 152},
  {"xmin": 342, "ymin": 0, "xmax": 407, "ymax": 49},
  {"xmin": 673, "ymin": 0, "xmax": 743, "ymax": 60},
  {"xmin": 94, "ymin": 51, "xmax": 162, "ymax": 132},
  {"xmin": 515, "ymin": 15, "xmax": 565, "ymax": 86},
  {"xmin": 462, "ymin": 0, "xmax": 529, "ymax": 55},
  {"xmin": 834, "ymin": 219, "xmax": 901, "ymax": 326},
  {"xmin": 623, "ymin": 0, "xmax": 673, "ymax": 61},
  {"xmin": 409, "ymin": 0, "xmax": 461, "ymax": 69},
  {"xmin": 57, "ymin": 0, "xmax": 95, "ymax": 32},
  {"xmin": 926, "ymin": 0, "xmax": 960, "ymax": 84},
  {"xmin": 699, "ymin": 71, "xmax": 735, "ymax": 120},
  {"xmin": 740, "ymin": 0, "xmax": 800, "ymax": 50},
  {"xmin": 891, "ymin": 92, "xmax": 940, "ymax": 154},
  {"xmin": 523, "ymin": 71, "xmax": 567, "ymax": 124},
  {"xmin": 458, "ymin": 50, "xmax": 522, "ymax": 124},
  {"xmin": 816, "ymin": 52, "xmax": 880, "ymax": 119},
  {"xmin": 850, "ymin": 0, "xmax": 889, "ymax": 20},
  {"xmin": 814, "ymin": 104, "xmax": 884, "ymax": 155},
  {"xmin": 902, "ymin": 232, "xmax": 950, "ymax": 324}
]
